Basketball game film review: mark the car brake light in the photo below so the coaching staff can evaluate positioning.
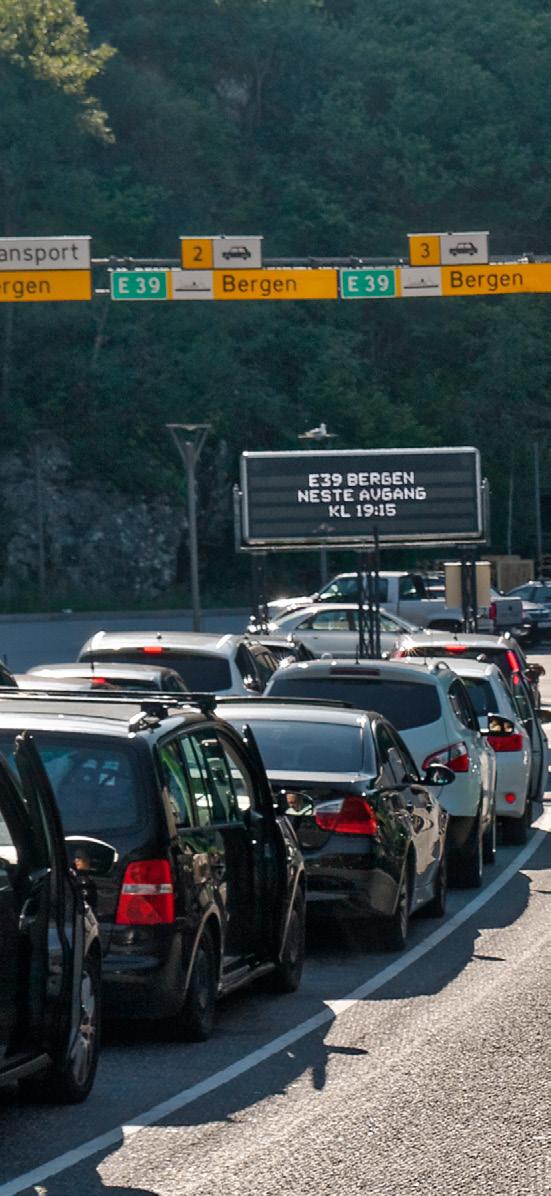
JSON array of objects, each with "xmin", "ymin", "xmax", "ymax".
[
  {"xmin": 423, "ymin": 741, "xmax": 469, "ymax": 773},
  {"xmin": 443, "ymin": 644, "xmax": 468, "ymax": 655},
  {"xmin": 142, "ymin": 646, "xmax": 164, "ymax": 655},
  {"xmin": 314, "ymin": 795, "xmax": 378, "ymax": 835},
  {"xmin": 488, "ymin": 732, "xmax": 524, "ymax": 753},
  {"xmin": 91, "ymin": 677, "xmax": 107, "ymax": 686},
  {"xmin": 505, "ymin": 793, "xmax": 517, "ymax": 804},
  {"xmin": 393, "ymin": 648, "xmax": 407, "ymax": 658},
  {"xmin": 115, "ymin": 859, "xmax": 175, "ymax": 925},
  {"xmin": 506, "ymin": 649, "xmax": 521, "ymax": 673}
]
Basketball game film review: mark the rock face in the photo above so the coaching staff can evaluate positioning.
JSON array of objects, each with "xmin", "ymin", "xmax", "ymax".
[{"xmin": 0, "ymin": 440, "xmax": 187, "ymax": 601}]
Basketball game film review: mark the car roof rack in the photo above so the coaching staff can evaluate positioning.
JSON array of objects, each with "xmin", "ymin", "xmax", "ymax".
[
  {"xmin": 0, "ymin": 688, "xmax": 217, "ymax": 720},
  {"xmin": 215, "ymin": 696, "xmax": 355, "ymax": 709}
]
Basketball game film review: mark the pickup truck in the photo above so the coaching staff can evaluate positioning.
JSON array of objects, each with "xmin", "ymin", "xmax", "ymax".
[{"xmin": 258, "ymin": 571, "xmax": 525, "ymax": 635}]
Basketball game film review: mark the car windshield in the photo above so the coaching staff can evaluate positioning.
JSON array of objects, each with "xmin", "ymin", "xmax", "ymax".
[
  {"xmin": 238, "ymin": 718, "xmax": 372, "ymax": 774},
  {"xmin": 0, "ymin": 732, "xmax": 144, "ymax": 837},
  {"xmin": 267, "ymin": 676, "xmax": 441, "ymax": 730},
  {"xmin": 83, "ymin": 651, "xmax": 231, "ymax": 691}
]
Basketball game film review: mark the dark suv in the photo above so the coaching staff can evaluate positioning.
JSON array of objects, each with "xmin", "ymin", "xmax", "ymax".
[
  {"xmin": 0, "ymin": 694, "xmax": 305, "ymax": 1041},
  {"xmin": 0, "ymin": 731, "xmax": 111, "ymax": 1102}
]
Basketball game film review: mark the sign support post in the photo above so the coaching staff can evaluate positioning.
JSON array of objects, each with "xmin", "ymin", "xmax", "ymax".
[{"xmin": 166, "ymin": 423, "xmax": 210, "ymax": 632}]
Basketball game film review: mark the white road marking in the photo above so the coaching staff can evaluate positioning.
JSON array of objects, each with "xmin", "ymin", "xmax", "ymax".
[{"xmin": 2, "ymin": 806, "xmax": 551, "ymax": 1196}]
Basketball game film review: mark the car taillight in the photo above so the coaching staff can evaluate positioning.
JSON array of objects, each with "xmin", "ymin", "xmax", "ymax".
[
  {"xmin": 393, "ymin": 648, "xmax": 407, "ymax": 658},
  {"xmin": 115, "ymin": 859, "xmax": 175, "ymax": 925},
  {"xmin": 314, "ymin": 795, "xmax": 378, "ymax": 835},
  {"xmin": 423, "ymin": 741, "xmax": 470, "ymax": 773},
  {"xmin": 488, "ymin": 733, "xmax": 524, "ymax": 753},
  {"xmin": 506, "ymin": 649, "xmax": 521, "ymax": 673},
  {"xmin": 489, "ymin": 602, "xmax": 497, "ymax": 621},
  {"xmin": 142, "ymin": 646, "xmax": 164, "ymax": 655}
]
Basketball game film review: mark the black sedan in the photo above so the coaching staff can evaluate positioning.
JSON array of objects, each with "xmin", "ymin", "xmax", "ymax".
[
  {"xmin": 217, "ymin": 699, "xmax": 452, "ymax": 950},
  {"xmin": 0, "ymin": 731, "xmax": 115, "ymax": 1101}
]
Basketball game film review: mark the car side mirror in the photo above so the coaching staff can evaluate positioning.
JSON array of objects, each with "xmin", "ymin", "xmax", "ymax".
[
  {"xmin": 483, "ymin": 713, "xmax": 516, "ymax": 737},
  {"xmin": 66, "ymin": 835, "xmax": 118, "ymax": 877},
  {"xmin": 526, "ymin": 663, "xmax": 545, "ymax": 680},
  {"xmin": 244, "ymin": 676, "xmax": 263, "ymax": 694},
  {"xmin": 423, "ymin": 762, "xmax": 455, "ymax": 786}
]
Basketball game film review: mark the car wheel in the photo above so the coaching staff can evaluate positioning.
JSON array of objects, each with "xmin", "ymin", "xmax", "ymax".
[
  {"xmin": 421, "ymin": 847, "xmax": 447, "ymax": 918},
  {"xmin": 267, "ymin": 890, "xmax": 305, "ymax": 994},
  {"xmin": 21, "ymin": 956, "xmax": 101, "ymax": 1104},
  {"xmin": 458, "ymin": 814, "xmax": 484, "ymax": 889},
  {"xmin": 174, "ymin": 928, "xmax": 217, "ymax": 1042},
  {"xmin": 482, "ymin": 803, "xmax": 497, "ymax": 865},
  {"xmin": 380, "ymin": 863, "xmax": 410, "ymax": 950},
  {"xmin": 505, "ymin": 799, "xmax": 531, "ymax": 846}
]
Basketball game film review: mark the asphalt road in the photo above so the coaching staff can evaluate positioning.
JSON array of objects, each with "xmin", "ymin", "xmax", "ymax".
[{"xmin": 0, "ymin": 639, "xmax": 549, "ymax": 1196}]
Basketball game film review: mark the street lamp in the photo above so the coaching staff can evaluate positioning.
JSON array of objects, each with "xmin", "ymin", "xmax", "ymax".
[
  {"xmin": 298, "ymin": 422, "xmax": 336, "ymax": 587},
  {"xmin": 166, "ymin": 423, "xmax": 210, "ymax": 631}
]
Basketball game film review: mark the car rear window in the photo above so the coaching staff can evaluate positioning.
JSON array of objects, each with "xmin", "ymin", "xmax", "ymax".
[
  {"xmin": 82, "ymin": 651, "xmax": 231, "ymax": 691},
  {"xmin": 237, "ymin": 719, "xmax": 373, "ymax": 774},
  {"xmin": 0, "ymin": 733, "xmax": 145, "ymax": 837},
  {"xmin": 267, "ymin": 676, "xmax": 441, "ymax": 730}
]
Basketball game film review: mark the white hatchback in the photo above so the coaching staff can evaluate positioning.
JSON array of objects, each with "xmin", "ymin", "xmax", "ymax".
[{"xmin": 425, "ymin": 658, "xmax": 532, "ymax": 844}]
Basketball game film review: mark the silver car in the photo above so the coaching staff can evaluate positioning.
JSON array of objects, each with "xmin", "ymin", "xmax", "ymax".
[{"xmin": 268, "ymin": 603, "xmax": 423, "ymax": 658}]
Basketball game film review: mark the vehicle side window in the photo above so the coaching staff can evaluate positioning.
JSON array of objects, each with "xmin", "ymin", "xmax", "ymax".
[
  {"xmin": 309, "ymin": 610, "xmax": 351, "ymax": 631},
  {"xmin": 157, "ymin": 741, "xmax": 194, "ymax": 827},
  {"xmin": 218, "ymin": 736, "xmax": 255, "ymax": 815},
  {"xmin": 250, "ymin": 647, "xmax": 276, "ymax": 687},
  {"xmin": 510, "ymin": 678, "xmax": 534, "ymax": 725},
  {"xmin": 375, "ymin": 724, "xmax": 402, "ymax": 785},
  {"xmin": 235, "ymin": 644, "xmax": 261, "ymax": 689},
  {"xmin": 193, "ymin": 731, "xmax": 239, "ymax": 823},
  {"xmin": 448, "ymin": 680, "xmax": 478, "ymax": 731},
  {"xmin": 180, "ymin": 736, "xmax": 215, "ymax": 826},
  {"xmin": 0, "ymin": 809, "xmax": 19, "ymax": 865},
  {"xmin": 389, "ymin": 731, "xmax": 420, "ymax": 782},
  {"xmin": 399, "ymin": 575, "xmax": 419, "ymax": 599}
]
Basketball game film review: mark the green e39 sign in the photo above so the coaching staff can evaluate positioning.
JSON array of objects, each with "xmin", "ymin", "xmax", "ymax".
[
  {"xmin": 111, "ymin": 269, "xmax": 169, "ymax": 300},
  {"xmin": 340, "ymin": 268, "xmax": 397, "ymax": 299}
]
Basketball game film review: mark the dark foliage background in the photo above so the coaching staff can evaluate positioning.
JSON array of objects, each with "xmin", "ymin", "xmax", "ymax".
[{"xmin": 2, "ymin": 0, "xmax": 551, "ymax": 600}]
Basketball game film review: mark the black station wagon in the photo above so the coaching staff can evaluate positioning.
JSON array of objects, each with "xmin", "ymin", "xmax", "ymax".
[{"xmin": 0, "ymin": 694, "xmax": 305, "ymax": 1041}]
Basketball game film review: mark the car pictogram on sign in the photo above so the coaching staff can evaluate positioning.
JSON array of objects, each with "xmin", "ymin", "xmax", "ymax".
[
  {"xmin": 449, "ymin": 241, "xmax": 478, "ymax": 256},
  {"xmin": 221, "ymin": 245, "xmax": 252, "ymax": 261}
]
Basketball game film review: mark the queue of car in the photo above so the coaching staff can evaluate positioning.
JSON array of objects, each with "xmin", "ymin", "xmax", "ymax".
[{"xmin": 0, "ymin": 589, "xmax": 547, "ymax": 1105}]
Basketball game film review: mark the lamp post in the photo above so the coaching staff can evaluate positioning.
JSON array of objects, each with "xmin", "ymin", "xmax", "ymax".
[
  {"xmin": 166, "ymin": 423, "xmax": 210, "ymax": 631},
  {"xmin": 298, "ymin": 423, "xmax": 336, "ymax": 587}
]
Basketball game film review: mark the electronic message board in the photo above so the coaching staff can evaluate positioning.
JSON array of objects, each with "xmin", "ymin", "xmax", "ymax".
[{"xmin": 240, "ymin": 447, "xmax": 482, "ymax": 547}]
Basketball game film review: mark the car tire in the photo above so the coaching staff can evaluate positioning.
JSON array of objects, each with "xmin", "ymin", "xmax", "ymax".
[
  {"xmin": 267, "ymin": 890, "xmax": 306, "ymax": 994},
  {"xmin": 21, "ymin": 956, "xmax": 101, "ymax": 1104},
  {"xmin": 458, "ymin": 813, "xmax": 484, "ymax": 888},
  {"xmin": 379, "ymin": 862, "xmax": 410, "ymax": 950},
  {"xmin": 482, "ymin": 803, "xmax": 497, "ymax": 865},
  {"xmin": 505, "ymin": 799, "xmax": 531, "ymax": 846},
  {"xmin": 421, "ymin": 847, "xmax": 447, "ymax": 918},
  {"xmin": 174, "ymin": 928, "xmax": 217, "ymax": 1042}
]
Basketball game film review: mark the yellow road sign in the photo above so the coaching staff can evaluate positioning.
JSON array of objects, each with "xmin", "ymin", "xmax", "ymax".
[
  {"xmin": 408, "ymin": 234, "xmax": 441, "ymax": 267},
  {"xmin": 0, "ymin": 270, "xmax": 91, "ymax": 302},
  {"xmin": 442, "ymin": 262, "xmax": 551, "ymax": 296},
  {"xmin": 181, "ymin": 238, "xmax": 214, "ymax": 270},
  {"xmin": 213, "ymin": 268, "xmax": 338, "ymax": 300}
]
